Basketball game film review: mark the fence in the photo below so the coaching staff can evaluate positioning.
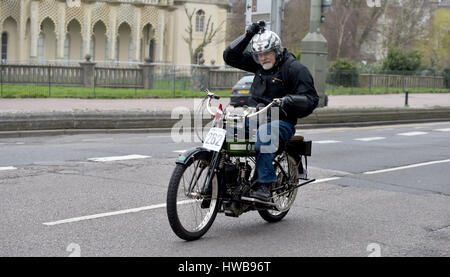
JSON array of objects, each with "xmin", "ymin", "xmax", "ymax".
[
  {"xmin": 1, "ymin": 63, "xmax": 448, "ymax": 98},
  {"xmin": 0, "ymin": 64, "xmax": 83, "ymax": 86},
  {"xmin": 327, "ymin": 70, "xmax": 449, "ymax": 94},
  {"xmin": 95, "ymin": 67, "xmax": 143, "ymax": 88}
]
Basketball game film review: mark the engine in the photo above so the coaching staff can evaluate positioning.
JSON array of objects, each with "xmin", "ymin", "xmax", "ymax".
[{"xmin": 221, "ymin": 157, "xmax": 253, "ymax": 217}]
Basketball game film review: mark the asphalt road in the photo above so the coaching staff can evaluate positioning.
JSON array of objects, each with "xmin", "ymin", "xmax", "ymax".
[{"xmin": 0, "ymin": 121, "xmax": 449, "ymax": 257}]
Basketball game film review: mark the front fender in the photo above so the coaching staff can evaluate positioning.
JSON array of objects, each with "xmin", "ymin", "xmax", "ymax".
[{"xmin": 175, "ymin": 147, "xmax": 213, "ymax": 166}]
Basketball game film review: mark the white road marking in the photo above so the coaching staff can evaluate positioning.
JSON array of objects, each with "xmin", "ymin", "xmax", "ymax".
[
  {"xmin": 313, "ymin": 177, "xmax": 341, "ymax": 183},
  {"xmin": 43, "ymin": 200, "xmax": 196, "ymax": 226},
  {"xmin": 173, "ymin": 150, "xmax": 187, "ymax": 153},
  {"xmin": 43, "ymin": 177, "xmax": 343, "ymax": 226},
  {"xmin": 147, "ymin": 135, "xmax": 173, "ymax": 139},
  {"xmin": 397, "ymin": 131, "xmax": 428, "ymax": 136},
  {"xmin": 0, "ymin": 166, "xmax": 17, "ymax": 171},
  {"xmin": 363, "ymin": 159, "xmax": 450, "ymax": 175},
  {"xmin": 354, "ymin": 137, "xmax": 386, "ymax": 142},
  {"xmin": 82, "ymin": 138, "xmax": 114, "ymax": 142},
  {"xmin": 315, "ymin": 140, "xmax": 341, "ymax": 144},
  {"xmin": 87, "ymin": 154, "xmax": 150, "ymax": 162},
  {"xmin": 434, "ymin": 128, "xmax": 450, "ymax": 132}
]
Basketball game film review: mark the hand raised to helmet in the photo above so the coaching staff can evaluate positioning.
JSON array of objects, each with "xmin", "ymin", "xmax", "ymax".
[{"xmin": 246, "ymin": 22, "xmax": 261, "ymax": 36}]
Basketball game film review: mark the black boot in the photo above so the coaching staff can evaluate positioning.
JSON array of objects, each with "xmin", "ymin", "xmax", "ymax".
[{"xmin": 249, "ymin": 182, "xmax": 272, "ymax": 202}]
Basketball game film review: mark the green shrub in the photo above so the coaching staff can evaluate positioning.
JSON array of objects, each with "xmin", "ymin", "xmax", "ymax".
[
  {"xmin": 444, "ymin": 68, "xmax": 450, "ymax": 89},
  {"xmin": 327, "ymin": 58, "xmax": 360, "ymax": 87},
  {"xmin": 382, "ymin": 48, "xmax": 422, "ymax": 71}
]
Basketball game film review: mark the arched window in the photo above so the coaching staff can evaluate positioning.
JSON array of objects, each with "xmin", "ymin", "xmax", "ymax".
[
  {"xmin": 149, "ymin": 39, "xmax": 155, "ymax": 63},
  {"xmin": 1, "ymin": 32, "xmax": 7, "ymax": 62},
  {"xmin": 195, "ymin": 10, "xmax": 205, "ymax": 32},
  {"xmin": 128, "ymin": 38, "xmax": 133, "ymax": 64}
]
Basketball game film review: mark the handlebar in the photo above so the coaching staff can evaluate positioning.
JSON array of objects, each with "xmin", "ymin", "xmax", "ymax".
[
  {"xmin": 204, "ymin": 89, "xmax": 220, "ymax": 116},
  {"xmin": 227, "ymin": 99, "xmax": 281, "ymax": 120},
  {"xmin": 203, "ymin": 90, "xmax": 281, "ymax": 120}
]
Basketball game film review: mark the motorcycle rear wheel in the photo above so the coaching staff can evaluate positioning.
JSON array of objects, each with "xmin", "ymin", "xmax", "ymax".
[{"xmin": 258, "ymin": 153, "xmax": 299, "ymax": 223}]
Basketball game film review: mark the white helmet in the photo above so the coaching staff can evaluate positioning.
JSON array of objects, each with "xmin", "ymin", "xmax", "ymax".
[{"xmin": 250, "ymin": 30, "xmax": 283, "ymax": 64}]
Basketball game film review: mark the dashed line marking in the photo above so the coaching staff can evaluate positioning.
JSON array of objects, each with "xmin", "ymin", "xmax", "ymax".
[
  {"xmin": 434, "ymin": 128, "xmax": 450, "ymax": 132},
  {"xmin": 354, "ymin": 137, "xmax": 386, "ymax": 142},
  {"xmin": 0, "ymin": 166, "xmax": 17, "ymax": 171},
  {"xmin": 313, "ymin": 177, "xmax": 341, "ymax": 183},
  {"xmin": 397, "ymin": 131, "xmax": 428, "ymax": 136},
  {"xmin": 315, "ymin": 140, "xmax": 341, "ymax": 144},
  {"xmin": 87, "ymin": 155, "xmax": 150, "ymax": 162}
]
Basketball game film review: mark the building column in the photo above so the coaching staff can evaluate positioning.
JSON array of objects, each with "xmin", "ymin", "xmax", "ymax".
[
  {"xmin": 156, "ymin": 12, "xmax": 165, "ymax": 62},
  {"xmin": 108, "ymin": 7, "xmax": 117, "ymax": 63},
  {"xmin": 133, "ymin": 6, "xmax": 142, "ymax": 63},
  {"xmin": 167, "ymin": 11, "xmax": 175, "ymax": 63},
  {"xmin": 18, "ymin": 0, "xmax": 28, "ymax": 62},
  {"xmin": 29, "ymin": 0, "xmax": 40, "ymax": 62},
  {"xmin": 82, "ymin": 6, "xmax": 92, "ymax": 59},
  {"xmin": 56, "ymin": 1, "xmax": 66, "ymax": 62}
]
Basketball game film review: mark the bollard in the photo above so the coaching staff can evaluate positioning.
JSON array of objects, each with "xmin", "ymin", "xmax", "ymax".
[{"xmin": 405, "ymin": 90, "xmax": 409, "ymax": 107}]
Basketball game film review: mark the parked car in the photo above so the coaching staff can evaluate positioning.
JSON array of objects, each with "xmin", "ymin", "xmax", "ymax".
[{"xmin": 230, "ymin": 75, "xmax": 254, "ymax": 107}]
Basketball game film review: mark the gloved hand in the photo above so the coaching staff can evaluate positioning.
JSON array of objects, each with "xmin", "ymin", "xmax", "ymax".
[
  {"xmin": 280, "ymin": 94, "xmax": 312, "ymax": 119},
  {"xmin": 246, "ymin": 22, "xmax": 261, "ymax": 36}
]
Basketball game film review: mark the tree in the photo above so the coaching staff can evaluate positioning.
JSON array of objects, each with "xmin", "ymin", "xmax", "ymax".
[
  {"xmin": 183, "ymin": 8, "xmax": 224, "ymax": 65},
  {"xmin": 322, "ymin": 0, "xmax": 386, "ymax": 61},
  {"xmin": 417, "ymin": 9, "xmax": 450, "ymax": 70},
  {"xmin": 378, "ymin": 0, "xmax": 435, "ymax": 54},
  {"xmin": 226, "ymin": 0, "xmax": 246, "ymax": 45},
  {"xmin": 281, "ymin": 0, "xmax": 310, "ymax": 53}
]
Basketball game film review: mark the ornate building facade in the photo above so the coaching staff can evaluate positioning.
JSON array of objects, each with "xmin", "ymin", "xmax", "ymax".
[{"xmin": 0, "ymin": 0, "xmax": 230, "ymax": 65}]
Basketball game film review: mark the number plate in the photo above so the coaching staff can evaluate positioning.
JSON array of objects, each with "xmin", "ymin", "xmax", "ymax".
[{"xmin": 203, "ymin": 128, "xmax": 227, "ymax": 152}]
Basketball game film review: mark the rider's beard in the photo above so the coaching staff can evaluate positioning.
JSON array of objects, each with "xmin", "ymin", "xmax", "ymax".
[{"xmin": 261, "ymin": 60, "xmax": 274, "ymax": 70}]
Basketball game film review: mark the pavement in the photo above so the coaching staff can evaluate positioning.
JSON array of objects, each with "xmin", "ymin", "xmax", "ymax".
[
  {"xmin": 0, "ymin": 93, "xmax": 449, "ymax": 112},
  {"xmin": 0, "ymin": 93, "xmax": 449, "ymax": 136}
]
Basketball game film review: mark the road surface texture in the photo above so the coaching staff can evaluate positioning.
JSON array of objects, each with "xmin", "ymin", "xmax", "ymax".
[{"xmin": 0, "ymin": 121, "xmax": 449, "ymax": 257}]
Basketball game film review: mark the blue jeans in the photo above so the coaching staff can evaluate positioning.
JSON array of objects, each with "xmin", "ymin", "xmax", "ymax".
[{"xmin": 254, "ymin": 120, "xmax": 296, "ymax": 183}]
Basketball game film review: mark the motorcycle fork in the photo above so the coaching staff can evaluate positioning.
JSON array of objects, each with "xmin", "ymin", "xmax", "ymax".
[{"xmin": 201, "ymin": 151, "xmax": 222, "ymax": 195}]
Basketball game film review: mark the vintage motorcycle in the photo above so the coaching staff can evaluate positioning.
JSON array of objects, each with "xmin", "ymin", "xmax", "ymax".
[{"xmin": 166, "ymin": 91, "xmax": 314, "ymax": 241}]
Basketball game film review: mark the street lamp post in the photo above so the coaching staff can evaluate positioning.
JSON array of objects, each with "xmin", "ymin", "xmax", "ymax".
[{"xmin": 300, "ymin": 0, "xmax": 332, "ymax": 107}]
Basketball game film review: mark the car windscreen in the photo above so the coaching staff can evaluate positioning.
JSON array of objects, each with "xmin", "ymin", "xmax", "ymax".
[{"xmin": 236, "ymin": 76, "xmax": 254, "ymax": 86}]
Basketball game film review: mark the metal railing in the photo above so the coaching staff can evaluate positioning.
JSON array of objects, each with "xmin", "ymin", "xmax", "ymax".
[
  {"xmin": 326, "ymin": 70, "xmax": 449, "ymax": 94},
  {"xmin": 1, "ymin": 64, "xmax": 448, "ymax": 99}
]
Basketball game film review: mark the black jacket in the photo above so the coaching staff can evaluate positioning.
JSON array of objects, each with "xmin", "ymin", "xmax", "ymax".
[{"xmin": 223, "ymin": 33, "xmax": 319, "ymax": 126}]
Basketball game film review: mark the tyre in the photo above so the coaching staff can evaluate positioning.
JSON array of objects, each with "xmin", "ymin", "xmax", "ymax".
[
  {"xmin": 258, "ymin": 153, "xmax": 299, "ymax": 223},
  {"xmin": 166, "ymin": 156, "xmax": 219, "ymax": 241}
]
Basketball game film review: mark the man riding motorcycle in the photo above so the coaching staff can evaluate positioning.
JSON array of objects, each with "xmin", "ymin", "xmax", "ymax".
[{"xmin": 223, "ymin": 21, "xmax": 319, "ymax": 201}]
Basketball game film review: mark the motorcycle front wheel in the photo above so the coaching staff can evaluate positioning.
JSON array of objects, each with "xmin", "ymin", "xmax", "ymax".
[{"xmin": 166, "ymin": 156, "xmax": 219, "ymax": 241}]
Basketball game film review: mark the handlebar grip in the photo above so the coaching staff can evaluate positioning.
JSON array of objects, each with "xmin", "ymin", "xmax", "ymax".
[{"xmin": 213, "ymin": 95, "xmax": 220, "ymax": 100}]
